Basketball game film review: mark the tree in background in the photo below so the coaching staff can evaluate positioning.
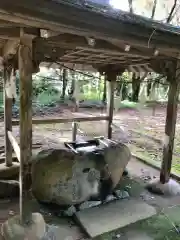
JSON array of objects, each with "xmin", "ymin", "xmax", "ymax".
[
  {"xmin": 61, "ymin": 68, "xmax": 68, "ymax": 102},
  {"xmin": 131, "ymin": 73, "xmax": 141, "ymax": 102}
]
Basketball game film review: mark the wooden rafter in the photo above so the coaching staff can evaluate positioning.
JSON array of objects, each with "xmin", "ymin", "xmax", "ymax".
[{"xmin": 0, "ymin": 1, "xmax": 180, "ymax": 54}]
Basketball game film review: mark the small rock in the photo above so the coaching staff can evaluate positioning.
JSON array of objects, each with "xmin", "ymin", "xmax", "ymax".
[
  {"xmin": 64, "ymin": 206, "xmax": 76, "ymax": 217},
  {"xmin": 79, "ymin": 201, "xmax": 101, "ymax": 210},
  {"xmin": 8, "ymin": 211, "xmax": 15, "ymax": 216},
  {"xmin": 140, "ymin": 193, "xmax": 155, "ymax": 201},
  {"xmin": 114, "ymin": 233, "xmax": 121, "ymax": 239},
  {"xmin": 142, "ymin": 176, "xmax": 152, "ymax": 181},
  {"xmin": 105, "ymin": 195, "xmax": 116, "ymax": 203},
  {"xmin": 115, "ymin": 190, "xmax": 130, "ymax": 199},
  {"xmin": 41, "ymin": 225, "xmax": 59, "ymax": 240}
]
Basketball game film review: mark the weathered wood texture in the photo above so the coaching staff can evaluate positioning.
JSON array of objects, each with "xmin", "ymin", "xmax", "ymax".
[
  {"xmin": 3, "ymin": 67, "xmax": 12, "ymax": 167},
  {"xmin": 160, "ymin": 61, "xmax": 180, "ymax": 183},
  {"xmin": 18, "ymin": 29, "xmax": 33, "ymax": 222},
  {"xmin": 72, "ymin": 122, "xmax": 78, "ymax": 141},
  {"xmin": 106, "ymin": 72, "xmax": 116, "ymax": 139},
  {"xmin": 7, "ymin": 131, "xmax": 20, "ymax": 162}
]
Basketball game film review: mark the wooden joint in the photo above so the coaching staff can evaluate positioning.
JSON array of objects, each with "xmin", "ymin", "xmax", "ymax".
[
  {"xmin": 98, "ymin": 65, "xmax": 125, "ymax": 81},
  {"xmin": 3, "ymin": 40, "xmax": 20, "ymax": 60}
]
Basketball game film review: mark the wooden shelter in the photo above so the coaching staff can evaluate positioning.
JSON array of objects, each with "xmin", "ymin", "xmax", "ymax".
[{"xmin": 0, "ymin": 0, "xmax": 180, "ymax": 221}]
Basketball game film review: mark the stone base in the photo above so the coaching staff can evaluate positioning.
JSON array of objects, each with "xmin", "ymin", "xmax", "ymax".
[
  {"xmin": 146, "ymin": 179, "xmax": 180, "ymax": 196},
  {"xmin": 1, "ymin": 212, "xmax": 46, "ymax": 240}
]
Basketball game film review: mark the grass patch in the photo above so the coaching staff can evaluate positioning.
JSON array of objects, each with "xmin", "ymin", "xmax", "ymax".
[
  {"xmin": 36, "ymin": 92, "xmax": 60, "ymax": 106},
  {"xmin": 97, "ymin": 205, "xmax": 180, "ymax": 240},
  {"xmin": 129, "ymin": 144, "xmax": 180, "ymax": 176}
]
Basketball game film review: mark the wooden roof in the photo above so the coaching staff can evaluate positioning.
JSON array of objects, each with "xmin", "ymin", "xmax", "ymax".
[{"xmin": 0, "ymin": 1, "xmax": 180, "ymax": 73}]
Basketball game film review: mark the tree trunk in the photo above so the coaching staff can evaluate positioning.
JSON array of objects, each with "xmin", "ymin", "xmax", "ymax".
[
  {"xmin": 61, "ymin": 68, "xmax": 68, "ymax": 101},
  {"xmin": 131, "ymin": 73, "xmax": 140, "ymax": 102},
  {"xmin": 128, "ymin": 0, "xmax": 133, "ymax": 14},
  {"xmin": 68, "ymin": 70, "xmax": 75, "ymax": 99},
  {"xmin": 151, "ymin": 0, "xmax": 157, "ymax": 19},
  {"xmin": 147, "ymin": 82, "xmax": 152, "ymax": 97},
  {"xmin": 102, "ymin": 75, "xmax": 107, "ymax": 103}
]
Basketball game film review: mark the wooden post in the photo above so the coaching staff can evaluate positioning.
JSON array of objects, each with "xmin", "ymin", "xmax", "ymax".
[
  {"xmin": 106, "ymin": 72, "xmax": 116, "ymax": 139},
  {"xmin": 3, "ymin": 67, "xmax": 13, "ymax": 167},
  {"xmin": 160, "ymin": 62, "xmax": 180, "ymax": 184},
  {"xmin": 72, "ymin": 100, "xmax": 79, "ymax": 141},
  {"xmin": 72, "ymin": 81, "xmax": 79, "ymax": 141},
  {"xmin": 18, "ymin": 28, "xmax": 33, "ymax": 222},
  {"xmin": 72, "ymin": 122, "xmax": 77, "ymax": 141}
]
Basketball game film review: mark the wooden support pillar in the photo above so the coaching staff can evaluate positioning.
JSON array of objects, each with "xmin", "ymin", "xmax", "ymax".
[
  {"xmin": 72, "ymin": 122, "xmax": 77, "ymax": 141},
  {"xmin": 106, "ymin": 72, "xmax": 117, "ymax": 139},
  {"xmin": 160, "ymin": 62, "xmax": 180, "ymax": 184},
  {"xmin": 72, "ymin": 79, "xmax": 79, "ymax": 141},
  {"xmin": 18, "ymin": 29, "xmax": 33, "ymax": 222},
  {"xmin": 3, "ymin": 67, "xmax": 13, "ymax": 167}
]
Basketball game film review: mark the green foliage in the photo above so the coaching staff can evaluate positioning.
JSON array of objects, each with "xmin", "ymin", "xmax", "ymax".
[
  {"xmin": 33, "ymin": 78, "xmax": 59, "ymax": 96},
  {"xmin": 36, "ymin": 91, "xmax": 60, "ymax": 106},
  {"xmin": 4, "ymin": 69, "xmax": 171, "ymax": 108}
]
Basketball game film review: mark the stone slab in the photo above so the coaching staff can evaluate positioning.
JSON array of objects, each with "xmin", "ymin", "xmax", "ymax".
[{"xmin": 75, "ymin": 199, "xmax": 156, "ymax": 238}]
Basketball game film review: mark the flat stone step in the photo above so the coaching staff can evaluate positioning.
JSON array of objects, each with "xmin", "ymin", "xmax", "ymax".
[{"xmin": 75, "ymin": 199, "xmax": 156, "ymax": 238}]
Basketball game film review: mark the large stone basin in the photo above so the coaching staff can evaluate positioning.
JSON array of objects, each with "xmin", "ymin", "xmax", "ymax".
[{"xmin": 31, "ymin": 141, "xmax": 131, "ymax": 206}]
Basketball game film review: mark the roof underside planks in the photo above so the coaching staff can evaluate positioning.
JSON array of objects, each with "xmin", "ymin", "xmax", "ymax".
[{"xmin": 0, "ymin": 1, "xmax": 179, "ymax": 73}]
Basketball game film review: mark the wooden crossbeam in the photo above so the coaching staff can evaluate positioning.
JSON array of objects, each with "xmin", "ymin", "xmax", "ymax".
[
  {"xmin": 0, "ymin": 27, "xmax": 40, "ymax": 40},
  {"xmin": 12, "ymin": 115, "xmax": 109, "ymax": 126},
  {"xmin": 7, "ymin": 131, "xmax": 20, "ymax": 162},
  {"xmin": 35, "ymin": 34, "xmax": 158, "ymax": 60}
]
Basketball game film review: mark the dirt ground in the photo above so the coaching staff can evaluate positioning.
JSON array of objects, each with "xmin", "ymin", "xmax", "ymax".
[{"xmin": 0, "ymin": 104, "xmax": 179, "ymax": 239}]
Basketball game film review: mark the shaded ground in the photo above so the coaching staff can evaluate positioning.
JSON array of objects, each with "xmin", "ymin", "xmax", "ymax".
[{"xmin": 0, "ymin": 158, "xmax": 179, "ymax": 240}]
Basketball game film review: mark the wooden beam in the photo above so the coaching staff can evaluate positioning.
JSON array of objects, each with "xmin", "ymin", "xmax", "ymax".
[
  {"xmin": 11, "ymin": 115, "xmax": 109, "ymax": 126},
  {"xmin": 35, "ymin": 35, "xmax": 160, "ymax": 60},
  {"xmin": 7, "ymin": 131, "xmax": 20, "ymax": 162},
  {"xmin": 3, "ymin": 66, "xmax": 12, "ymax": 167},
  {"xmin": 0, "ymin": 27, "xmax": 40, "ymax": 40},
  {"xmin": 18, "ymin": 28, "xmax": 33, "ymax": 223},
  {"xmin": 160, "ymin": 61, "xmax": 180, "ymax": 183}
]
